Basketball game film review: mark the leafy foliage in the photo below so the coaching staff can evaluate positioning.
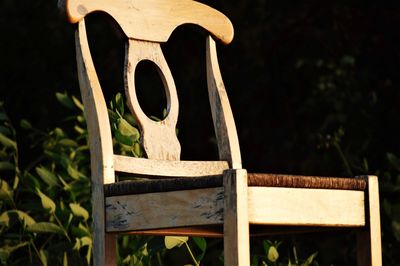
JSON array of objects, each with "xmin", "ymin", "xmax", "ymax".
[
  {"xmin": 0, "ymin": 97, "xmax": 91, "ymax": 265},
  {"xmin": 0, "ymin": 94, "xmax": 322, "ymax": 265}
]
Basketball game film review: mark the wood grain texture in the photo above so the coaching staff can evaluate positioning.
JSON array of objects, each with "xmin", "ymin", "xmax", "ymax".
[
  {"xmin": 223, "ymin": 169, "xmax": 250, "ymax": 266},
  {"xmin": 206, "ymin": 36, "xmax": 242, "ymax": 169},
  {"xmin": 105, "ymin": 234, "xmax": 117, "ymax": 265},
  {"xmin": 114, "ymin": 155, "xmax": 229, "ymax": 177},
  {"xmin": 75, "ymin": 20, "xmax": 115, "ymax": 266},
  {"xmin": 125, "ymin": 39, "xmax": 180, "ymax": 160},
  {"xmin": 105, "ymin": 187, "xmax": 224, "ymax": 232},
  {"xmin": 248, "ymin": 186, "xmax": 365, "ymax": 226},
  {"xmin": 66, "ymin": 0, "xmax": 234, "ymax": 44}
]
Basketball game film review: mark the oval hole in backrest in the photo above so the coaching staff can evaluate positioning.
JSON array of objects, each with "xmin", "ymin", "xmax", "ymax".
[{"xmin": 134, "ymin": 60, "xmax": 168, "ymax": 121}]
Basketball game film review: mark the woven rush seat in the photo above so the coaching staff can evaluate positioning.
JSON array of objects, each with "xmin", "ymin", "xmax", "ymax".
[{"xmin": 104, "ymin": 173, "xmax": 367, "ymax": 197}]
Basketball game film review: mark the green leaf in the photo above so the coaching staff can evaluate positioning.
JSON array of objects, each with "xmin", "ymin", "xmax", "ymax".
[
  {"xmin": 80, "ymin": 236, "xmax": 92, "ymax": 247},
  {"xmin": 19, "ymin": 119, "xmax": 32, "ymax": 129},
  {"xmin": 123, "ymin": 113, "xmax": 138, "ymax": 126},
  {"xmin": 58, "ymin": 139, "xmax": 78, "ymax": 147},
  {"xmin": 67, "ymin": 165, "xmax": 82, "ymax": 180},
  {"xmin": 36, "ymin": 166, "xmax": 59, "ymax": 187},
  {"xmin": 56, "ymin": 92, "xmax": 76, "ymax": 110},
  {"xmin": 73, "ymin": 236, "xmax": 92, "ymax": 254},
  {"xmin": 192, "ymin": 237, "xmax": 206, "ymax": 251},
  {"xmin": 267, "ymin": 246, "xmax": 279, "ymax": 262},
  {"xmin": 82, "ymin": 237, "xmax": 93, "ymax": 264},
  {"xmin": 74, "ymin": 125, "xmax": 85, "ymax": 135},
  {"xmin": 0, "ymin": 212, "xmax": 10, "ymax": 227},
  {"xmin": 28, "ymin": 222, "xmax": 64, "ymax": 235},
  {"xmin": 114, "ymin": 130, "xmax": 134, "ymax": 146},
  {"xmin": 54, "ymin": 127, "xmax": 65, "ymax": 138},
  {"xmin": 0, "ymin": 133, "xmax": 16, "ymax": 150},
  {"xmin": 44, "ymin": 151, "xmax": 70, "ymax": 169},
  {"xmin": 192, "ymin": 237, "xmax": 207, "ymax": 261},
  {"xmin": 59, "ymin": 176, "xmax": 72, "ymax": 191},
  {"xmin": 63, "ymin": 252, "xmax": 68, "ymax": 266},
  {"xmin": 133, "ymin": 143, "xmax": 142, "ymax": 157},
  {"xmin": 0, "ymin": 242, "xmax": 29, "ymax": 264},
  {"xmin": 164, "ymin": 236, "xmax": 188, "ymax": 249},
  {"xmin": 150, "ymin": 115, "xmax": 161, "ymax": 122},
  {"xmin": 0, "ymin": 150, "xmax": 7, "ymax": 160},
  {"xmin": 0, "ymin": 162, "xmax": 15, "ymax": 171},
  {"xmin": 76, "ymin": 115, "xmax": 85, "ymax": 124},
  {"xmin": 36, "ymin": 189, "xmax": 56, "ymax": 213},
  {"xmin": 73, "ymin": 238, "xmax": 81, "ymax": 250},
  {"xmin": 114, "ymin": 93, "xmax": 124, "ymax": 115},
  {"xmin": 39, "ymin": 249, "xmax": 48, "ymax": 266},
  {"xmin": 0, "ymin": 179, "xmax": 13, "ymax": 201},
  {"xmin": 262, "ymin": 240, "xmax": 271, "ymax": 255},
  {"xmin": 301, "ymin": 252, "xmax": 318, "ymax": 266},
  {"xmin": 0, "ymin": 210, "xmax": 36, "ymax": 227},
  {"xmin": 72, "ymin": 96, "xmax": 84, "ymax": 111},
  {"xmin": 78, "ymin": 222, "xmax": 91, "ymax": 236},
  {"xmin": 118, "ymin": 118, "xmax": 140, "ymax": 142},
  {"xmin": 18, "ymin": 211, "xmax": 36, "ymax": 227},
  {"xmin": 69, "ymin": 203, "xmax": 89, "ymax": 221}
]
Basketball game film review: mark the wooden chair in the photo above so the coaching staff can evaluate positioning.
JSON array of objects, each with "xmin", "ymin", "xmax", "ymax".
[{"xmin": 65, "ymin": 0, "xmax": 382, "ymax": 265}]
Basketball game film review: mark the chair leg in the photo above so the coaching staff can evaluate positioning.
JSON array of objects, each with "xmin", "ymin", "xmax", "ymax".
[
  {"xmin": 93, "ymin": 214, "xmax": 116, "ymax": 266},
  {"xmin": 105, "ymin": 234, "xmax": 117, "ymax": 266},
  {"xmin": 92, "ymin": 183, "xmax": 117, "ymax": 266},
  {"xmin": 357, "ymin": 175, "xmax": 382, "ymax": 266},
  {"xmin": 223, "ymin": 169, "xmax": 250, "ymax": 266}
]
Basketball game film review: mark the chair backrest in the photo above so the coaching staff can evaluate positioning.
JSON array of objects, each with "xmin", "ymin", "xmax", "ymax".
[{"xmin": 66, "ymin": 0, "xmax": 242, "ymax": 184}]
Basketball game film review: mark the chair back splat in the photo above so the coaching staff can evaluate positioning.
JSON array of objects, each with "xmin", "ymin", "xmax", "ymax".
[
  {"xmin": 67, "ymin": 0, "xmax": 241, "ymax": 168},
  {"xmin": 68, "ymin": 0, "xmax": 246, "ymax": 264}
]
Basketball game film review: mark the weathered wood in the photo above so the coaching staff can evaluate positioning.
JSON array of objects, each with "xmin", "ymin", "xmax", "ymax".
[
  {"xmin": 368, "ymin": 176, "xmax": 382, "ymax": 266},
  {"xmin": 248, "ymin": 186, "xmax": 365, "ymax": 226},
  {"xmin": 206, "ymin": 36, "xmax": 242, "ymax": 169},
  {"xmin": 105, "ymin": 187, "xmax": 224, "ymax": 232},
  {"xmin": 71, "ymin": 3, "xmax": 382, "ymax": 266},
  {"xmin": 105, "ymin": 234, "xmax": 117, "ymax": 265},
  {"xmin": 357, "ymin": 176, "xmax": 382, "ymax": 266},
  {"xmin": 223, "ymin": 169, "xmax": 250, "ymax": 266},
  {"xmin": 125, "ymin": 39, "xmax": 180, "ymax": 160},
  {"xmin": 66, "ymin": 0, "xmax": 234, "ymax": 44},
  {"xmin": 113, "ymin": 155, "xmax": 229, "ymax": 177},
  {"xmin": 75, "ymin": 20, "xmax": 115, "ymax": 266}
]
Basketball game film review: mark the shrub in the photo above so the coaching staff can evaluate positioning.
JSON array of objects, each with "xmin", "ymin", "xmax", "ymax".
[{"xmin": 1, "ymin": 93, "xmax": 320, "ymax": 265}]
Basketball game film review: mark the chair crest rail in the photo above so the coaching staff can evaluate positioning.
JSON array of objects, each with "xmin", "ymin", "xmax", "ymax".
[{"xmin": 66, "ymin": 0, "xmax": 234, "ymax": 44}]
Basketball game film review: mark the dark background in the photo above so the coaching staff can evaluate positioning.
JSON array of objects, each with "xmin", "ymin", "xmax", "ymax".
[{"xmin": 1, "ymin": 0, "xmax": 400, "ymax": 264}]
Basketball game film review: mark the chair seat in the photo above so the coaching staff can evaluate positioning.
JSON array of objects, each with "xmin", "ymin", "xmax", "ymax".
[{"xmin": 104, "ymin": 173, "xmax": 367, "ymax": 197}]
